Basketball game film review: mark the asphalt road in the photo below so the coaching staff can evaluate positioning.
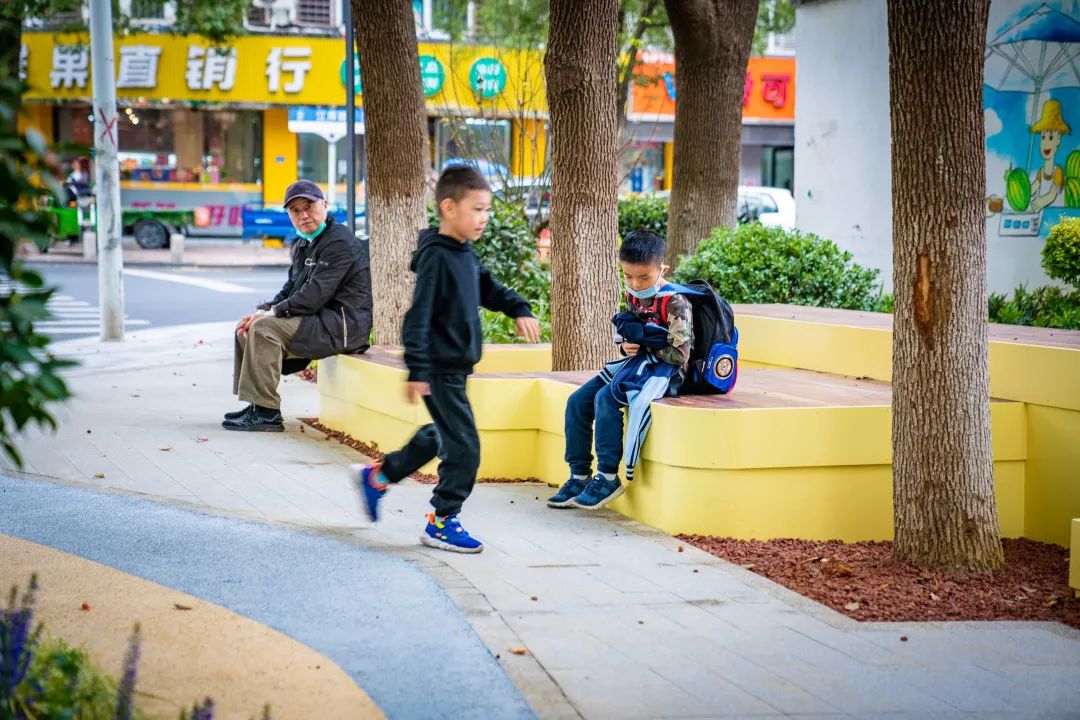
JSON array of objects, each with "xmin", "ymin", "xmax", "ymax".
[{"xmin": 24, "ymin": 264, "xmax": 290, "ymax": 340}]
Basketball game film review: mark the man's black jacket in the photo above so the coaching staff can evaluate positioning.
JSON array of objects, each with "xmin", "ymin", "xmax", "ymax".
[
  {"xmin": 402, "ymin": 228, "xmax": 532, "ymax": 382},
  {"xmin": 260, "ymin": 216, "xmax": 372, "ymax": 362}
]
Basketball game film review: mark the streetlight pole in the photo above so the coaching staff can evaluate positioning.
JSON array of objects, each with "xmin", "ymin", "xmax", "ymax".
[
  {"xmin": 345, "ymin": 0, "xmax": 356, "ymax": 237},
  {"xmin": 89, "ymin": 0, "xmax": 124, "ymax": 341}
]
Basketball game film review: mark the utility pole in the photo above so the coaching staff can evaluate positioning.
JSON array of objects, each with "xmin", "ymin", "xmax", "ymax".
[
  {"xmin": 345, "ymin": 0, "xmax": 356, "ymax": 237},
  {"xmin": 89, "ymin": 0, "xmax": 124, "ymax": 341}
]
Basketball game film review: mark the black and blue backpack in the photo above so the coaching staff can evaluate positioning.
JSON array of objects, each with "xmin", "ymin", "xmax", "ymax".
[{"xmin": 640, "ymin": 280, "xmax": 739, "ymax": 395}]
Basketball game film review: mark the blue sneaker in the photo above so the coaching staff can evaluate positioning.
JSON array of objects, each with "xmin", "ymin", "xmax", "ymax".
[
  {"xmin": 351, "ymin": 463, "xmax": 386, "ymax": 522},
  {"xmin": 547, "ymin": 475, "xmax": 590, "ymax": 508},
  {"xmin": 421, "ymin": 514, "xmax": 484, "ymax": 554},
  {"xmin": 571, "ymin": 474, "xmax": 624, "ymax": 510}
]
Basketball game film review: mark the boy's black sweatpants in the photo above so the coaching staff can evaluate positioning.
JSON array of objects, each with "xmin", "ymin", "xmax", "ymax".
[{"xmin": 381, "ymin": 373, "xmax": 480, "ymax": 517}]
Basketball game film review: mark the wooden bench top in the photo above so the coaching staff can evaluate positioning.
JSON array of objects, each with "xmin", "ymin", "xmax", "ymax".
[
  {"xmin": 735, "ymin": 304, "xmax": 1080, "ymax": 350},
  {"xmin": 344, "ymin": 347, "xmax": 1022, "ymax": 410}
]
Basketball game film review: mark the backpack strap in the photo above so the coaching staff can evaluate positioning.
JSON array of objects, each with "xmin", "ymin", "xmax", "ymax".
[{"xmin": 658, "ymin": 294, "xmax": 672, "ymax": 325}]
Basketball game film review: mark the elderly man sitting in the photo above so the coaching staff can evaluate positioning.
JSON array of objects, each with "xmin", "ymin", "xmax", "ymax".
[{"xmin": 224, "ymin": 180, "xmax": 372, "ymax": 431}]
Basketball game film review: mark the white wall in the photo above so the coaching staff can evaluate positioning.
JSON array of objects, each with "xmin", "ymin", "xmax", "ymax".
[
  {"xmin": 794, "ymin": 0, "xmax": 1070, "ymax": 295},
  {"xmin": 795, "ymin": 0, "xmax": 893, "ymax": 288}
]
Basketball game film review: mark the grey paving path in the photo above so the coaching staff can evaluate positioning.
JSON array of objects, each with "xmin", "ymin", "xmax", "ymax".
[
  {"xmin": 5, "ymin": 323, "xmax": 1080, "ymax": 719},
  {"xmin": 0, "ymin": 473, "xmax": 533, "ymax": 720}
]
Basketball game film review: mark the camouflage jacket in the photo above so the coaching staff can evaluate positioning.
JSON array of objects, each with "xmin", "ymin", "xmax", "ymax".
[{"xmin": 624, "ymin": 291, "xmax": 694, "ymax": 369}]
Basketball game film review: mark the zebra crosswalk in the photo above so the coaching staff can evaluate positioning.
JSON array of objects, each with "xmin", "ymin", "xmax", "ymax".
[{"xmin": 0, "ymin": 281, "xmax": 150, "ymax": 336}]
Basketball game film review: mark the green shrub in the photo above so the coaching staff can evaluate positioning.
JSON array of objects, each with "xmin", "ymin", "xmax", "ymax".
[
  {"xmin": 988, "ymin": 285, "xmax": 1080, "ymax": 330},
  {"xmin": 617, "ymin": 196, "xmax": 668, "ymax": 239},
  {"xmin": 428, "ymin": 200, "xmax": 552, "ymax": 343},
  {"xmin": 673, "ymin": 223, "xmax": 884, "ymax": 311},
  {"xmin": 1042, "ymin": 216, "xmax": 1080, "ymax": 288}
]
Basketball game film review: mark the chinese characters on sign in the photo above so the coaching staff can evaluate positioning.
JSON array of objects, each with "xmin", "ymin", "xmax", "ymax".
[
  {"xmin": 419, "ymin": 55, "xmax": 445, "ymax": 97},
  {"xmin": 186, "ymin": 46, "xmax": 237, "ymax": 91},
  {"xmin": 266, "ymin": 47, "xmax": 312, "ymax": 93},
  {"xmin": 760, "ymin": 74, "xmax": 790, "ymax": 109},
  {"xmin": 51, "ymin": 46, "xmax": 89, "ymax": 89},
  {"xmin": 469, "ymin": 57, "xmax": 507, "ymax": 99},
  {"xmin": 117, "ymin": 46, "xmax": 162, "ymax": 89}
]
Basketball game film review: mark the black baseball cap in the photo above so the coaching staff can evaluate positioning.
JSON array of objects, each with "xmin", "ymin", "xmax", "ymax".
[{"xmin": 284, "ymin": 179, "xmax": 325, "ymax": 208}]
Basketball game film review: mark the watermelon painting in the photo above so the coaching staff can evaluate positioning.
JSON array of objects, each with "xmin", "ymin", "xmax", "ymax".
[
  {"xmin": 1066, "ymin": 177, "xmax": 1080, "ymax": 209},
  {"xmin": 1067, "ymin": 150, "xmax": 1080, "ymax": 181},
  {"xmin": 1004, "ymin": 167, "xmax": 1031, "ymax": 212}
]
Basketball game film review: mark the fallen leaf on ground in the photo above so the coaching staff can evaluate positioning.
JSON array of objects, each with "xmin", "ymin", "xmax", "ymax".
[
  {"xmin": 844, "ymin": 602, "xmax": 861, "ymax": 611},
  {"xmin": 159, "ymin": 447, "xmax": 172, "ymax": 452},
  {"xmin": 741, "ymin": 563, "xmax": 755, "ymax": 570},
  {"xmin": 929, "ymin": 592, "xmax": 941, "ymax": 602},
  {"xmin": 530, "ymin": 596, "xmax": 538, "ymax": 601},
  {"xmin": 1047, "ymin": 596, "xmax": 1062, "ymax": 608},
  {"xmin": 831, "ymin": 563, "xmax": 854, "ymax": 577},
  {"xmin": 1020, "ymin": 585, "xmax": 1036, "ymax": 595},
  {"xmin": 195, "ymin": 438, "xmax": 208, "ymax": 443},
  {"xmin": 174, "ymin": 603, "xmax": 192, "ymax": 611},
  {"xmin": 508, "ymin": 647, "xmax": 528, "ymax": 656},
  {"xmin": 80, "ymin": 602, "xmax": 90, "ymax": 611},
  {"xmin": 93, "ymin": 473, "xmax": 105, "ymax": 479},
  {"xmin": 677, "ymin": 545, "xmax": 684, "ymax": 553},
  {"xmin": 900, "ymin": 635, "xmax": 908, "ymax": 642}
]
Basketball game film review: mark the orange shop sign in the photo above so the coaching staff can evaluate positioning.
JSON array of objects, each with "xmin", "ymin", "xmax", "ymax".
[{"xmin": 629, "ymin": 55, "xmax": 795, "ymax": 123}]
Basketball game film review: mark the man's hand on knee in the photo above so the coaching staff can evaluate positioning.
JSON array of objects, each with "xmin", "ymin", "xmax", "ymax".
[{"xmin": 236, "ymin": 310, "xmax": 270, "ymax": 338}]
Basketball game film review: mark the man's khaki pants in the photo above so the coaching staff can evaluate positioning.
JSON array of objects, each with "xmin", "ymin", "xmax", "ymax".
[{"xmin": 233, "ymin": 315, "xmax": 302, "ymax": 410}]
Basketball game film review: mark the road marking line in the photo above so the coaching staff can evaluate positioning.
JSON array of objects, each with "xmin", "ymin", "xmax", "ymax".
[
  {"xmin": 36, "ymin": 319, "xmax": 150, "ymax": 327},
  {"xmin": 124, "ymin": 268, "xmax": 256, "ymax": 294}
]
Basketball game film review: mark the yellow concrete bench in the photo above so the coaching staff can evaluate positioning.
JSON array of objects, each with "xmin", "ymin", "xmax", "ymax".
[{"xmin": 319, "ymin": 305, "xmax": 1078, "ymax": 546}]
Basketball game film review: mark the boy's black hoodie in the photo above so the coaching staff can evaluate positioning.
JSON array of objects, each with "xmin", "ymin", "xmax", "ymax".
[{"xmin": 402, "ymin": 228, "xmax": 533, "ymax": 382}]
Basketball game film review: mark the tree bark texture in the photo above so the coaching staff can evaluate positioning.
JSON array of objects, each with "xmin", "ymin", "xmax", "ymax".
[
  {"xmin": 888, "ymin": 0, "xmax": 1002, "ymax": 573},
  {"xmin": 663, "ymin": 0, "xmax": 757, "ymax": 265},
  {"xmin": 352, "ymin": 0, "xmax": 428, "ymax": 345},
  {"xmin": 545, "ymin": 0, "xmax": 622, "ymax": 371}
]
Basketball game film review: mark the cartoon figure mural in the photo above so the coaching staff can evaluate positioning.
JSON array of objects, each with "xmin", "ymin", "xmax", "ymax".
[{"xmin": 984, "ymin": 2, "xmax": 1080, "ymax": 238}]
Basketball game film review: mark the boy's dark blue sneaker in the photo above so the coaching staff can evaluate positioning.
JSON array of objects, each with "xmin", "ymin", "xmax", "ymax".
[
  {"xmin": 421, "ymin": 514, "xmax": 484, "ymax": 554},
  {"xmin": 571, "ymin": 474, "xmax": 624, "ymax": 510},
  {"xmin": 351, "ymin": 463, "xmax": 386, "ymax": 522},
  {"xmin": 547, "ymin": 475, "xmax": 589, "ymax": 508}
]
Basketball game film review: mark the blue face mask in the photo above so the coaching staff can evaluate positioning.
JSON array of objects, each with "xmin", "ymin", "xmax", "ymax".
[
  {"xmin": 296, "ymin": 221, "xmax": 326, "ymax": 241},
  {"xmin": 627, "ymin": 277, "xmax": 664, "ymax": 300}
]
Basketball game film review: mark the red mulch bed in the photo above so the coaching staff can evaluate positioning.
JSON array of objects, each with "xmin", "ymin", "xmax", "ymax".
[
  {"xmin": 298, "ymin": 418, "xmax": 534, "ymax": 485},
  {"xmin": 679, "ymin": 536, "xmax": 1080, "ymax": 629}
]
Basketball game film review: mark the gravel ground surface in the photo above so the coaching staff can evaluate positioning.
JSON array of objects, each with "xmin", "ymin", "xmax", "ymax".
[{"xmin": 680, "ymin": 536, "xmax": 1080, "ymax": 629}]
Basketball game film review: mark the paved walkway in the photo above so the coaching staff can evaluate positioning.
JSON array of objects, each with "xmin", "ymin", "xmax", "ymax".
[
  {"xmin": 20, "ymin": 239, "xmax": 291, "ymax": 267},
  {"xmin": 5, "ymin": 324, "xmax": 1080, "ymax": 719}
]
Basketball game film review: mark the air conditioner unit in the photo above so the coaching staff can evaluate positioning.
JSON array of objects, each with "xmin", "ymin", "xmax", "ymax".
[{"xmin": 251, "ymin": 0, "xmax": 296, "ymax": 29}]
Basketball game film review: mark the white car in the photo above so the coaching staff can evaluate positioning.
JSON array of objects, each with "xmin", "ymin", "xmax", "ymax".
[
  {"xmin": 646, "ymin": 186, "xmax": 797, "ymax": 230},
  {"xmin": 737, "ymin": 186, "xmax": 797, "ymax": 230}
]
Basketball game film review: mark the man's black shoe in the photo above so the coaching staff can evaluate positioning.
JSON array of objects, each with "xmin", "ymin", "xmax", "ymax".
[
  {"xmin": 222, "ymin": 406, "xmax": 284, "ymax": 432},
  {"xmin": 223, "ymin": 404, "xmax": 253, "ymax": 421}
]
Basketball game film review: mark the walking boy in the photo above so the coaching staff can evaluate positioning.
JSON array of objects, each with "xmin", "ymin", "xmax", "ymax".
[
  {"xmin": 352, "ymin": 166, "xmax": 541, "ymax": 553},
  {"xmin": 547, "ymin": 230, "xmax": 693, "ymax": 510}
]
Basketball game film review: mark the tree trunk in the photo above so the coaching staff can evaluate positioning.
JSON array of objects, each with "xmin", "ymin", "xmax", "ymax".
[
  {"xmin": 545, "ymin": 0, "xmax": 621, "ymax": 371},
  {"xmin": 352, "ymin": 0, "xmax": 428, "ymax": 345},
  {"xmin": 663, "ymin": 0, "xmax": 757, "ymax": 266},
  {"xmin": 888, "ymin": 0, "xmax": 1002, "ymax": 573}
]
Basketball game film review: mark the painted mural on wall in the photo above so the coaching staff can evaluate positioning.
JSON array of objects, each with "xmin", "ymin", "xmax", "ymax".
[{"xmin": 984, "ymin": 2, "xmax": 1080, "ymax": 238}]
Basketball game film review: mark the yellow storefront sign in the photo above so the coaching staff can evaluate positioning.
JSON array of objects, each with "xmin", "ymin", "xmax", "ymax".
[{"xmin": 21, "ymin": 32, "xmax": 546, "ymax": 116}]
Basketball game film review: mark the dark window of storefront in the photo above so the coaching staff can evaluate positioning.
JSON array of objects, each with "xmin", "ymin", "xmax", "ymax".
[
  {"xmin": 435, "ymin": 118, "xmax": 511, "ymax": 180},
  {"xmin": 762, "ymin": 146, "xmax": 794, "ymax": 193},
  {"xmin": 55, "ymin": 104, "xmax": 262, "ymax": 184}
]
